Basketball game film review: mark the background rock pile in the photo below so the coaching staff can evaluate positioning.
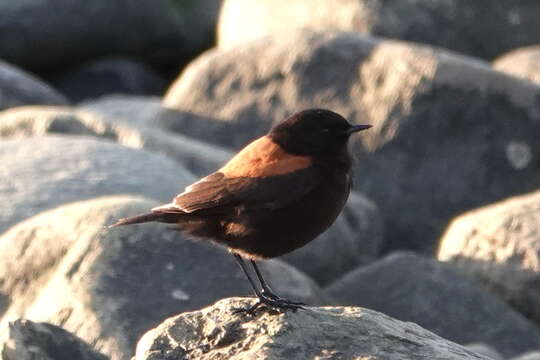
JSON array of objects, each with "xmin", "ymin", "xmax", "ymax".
[{"xmin": 1, "ymin": 0, "xmax": 540, "ymax": 359}]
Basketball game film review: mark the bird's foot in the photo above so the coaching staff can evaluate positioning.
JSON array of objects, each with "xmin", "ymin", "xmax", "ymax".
[
  {"xmin": 233, "ymin": 295, "xmax": 305, "ymax": 315},
  {"xmin": 261, "ymin": 289, "xmax": 306, "ymax": 306}
]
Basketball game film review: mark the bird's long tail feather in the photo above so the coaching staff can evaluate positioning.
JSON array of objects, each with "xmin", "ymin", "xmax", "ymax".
[{"xmin": 108, "ymin": 211, "xmax": 180, "ymax": 228}]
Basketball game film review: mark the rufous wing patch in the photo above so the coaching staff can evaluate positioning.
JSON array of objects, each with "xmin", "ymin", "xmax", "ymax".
[{"xmin": 219, "ymin": 136, "xmax": 312, "ymax": 178}]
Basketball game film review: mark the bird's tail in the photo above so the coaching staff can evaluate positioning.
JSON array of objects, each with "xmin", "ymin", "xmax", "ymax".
[{"xmin": 108, "ymin": 211, "xmax": 180, "ymax": 228}]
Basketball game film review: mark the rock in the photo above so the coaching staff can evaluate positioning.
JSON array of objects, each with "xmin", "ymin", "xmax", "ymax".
[
  {"xmin": 50, "ymin": 57, "xmax": 167, "ymax": 103},
  {"xmin": 465, "ymin": 343, "xmax": 503, "ymax": 360},
  {"xmin": 0, "ymin": 59, "xmax": 67, "ymax": 111},
  {"xmin": 326, "ymin": 252, "xmax": 540, "ymax": 358},
  {"xmin": 164, "ymin": 29, "xmax": 540, "ymax": 254},
  {"xmin": 0, "ymin": 104, "xmax": 232, "ymax": 177},
  {"xmin": 512, "ymin": 351, "xmax": 540, "ymax": 360},
  {"xmin": 282, "ymin": 191, "xmax": 383, "ymax": 285},
  {"xmin": 0, "ymin": 136, "xmax": 195, "ymax": 232},
  {"xmin": 0, "ymin": 0, "xmax": 221, "ymax": 72},
  {"xmin": 218, "ymin": 0, "xmax": 540, "ymax": 60},
  {"xmin": 494, "ymin": 46, "xmax": 540, "ymax": 85},
  {"xmin": 0, "ymin": 196, "xmax": 329, "ymax": 360},
  {"xmin": 135, "ymin": 297, "xmax": 490, "ymax": 360},
  {"xmin": 2, "ymin": 319, "xmax": 108, "ymax": 360},
  {"xmin": 438, "ymin": 190, "xmax": 540, "ymax": 326}
]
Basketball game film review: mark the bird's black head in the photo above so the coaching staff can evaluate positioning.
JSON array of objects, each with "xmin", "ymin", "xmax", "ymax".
[{"xmin": 269, "ymin": 109, "xmax": 371, "ymax": 156}]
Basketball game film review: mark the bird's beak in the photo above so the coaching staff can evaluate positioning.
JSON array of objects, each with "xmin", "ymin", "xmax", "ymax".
[{"xmin": 347, "ymin": 124, "xmax": 372, "ymax": 134}]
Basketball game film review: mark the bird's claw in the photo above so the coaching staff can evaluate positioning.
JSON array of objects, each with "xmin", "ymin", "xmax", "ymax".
[{"xmin": 232, "ymin": 295, "xmax": 305, "ymax": 316}]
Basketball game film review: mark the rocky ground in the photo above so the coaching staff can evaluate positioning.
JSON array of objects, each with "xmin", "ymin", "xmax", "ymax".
[{"xmin": 1, "ymin": 1, "xmax": 540, "ymax": 359}]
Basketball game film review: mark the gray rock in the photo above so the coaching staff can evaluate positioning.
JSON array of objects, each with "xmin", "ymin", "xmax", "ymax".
[
  {"xmin": 218, "ymin": 0, "xmax": 540, "ymax": 60},
  {"xmin": 512, "ymin": 351, "xmax": 540, "ymax": 360},
  {"xmin": 0, "ymin": 104, "xmax": 232, "ymax": 177},
  {"xmin": 51, "ymin": 57, "xmax": 167, "ymax": 103},
  {"xmin": 465, "ymin": 343, "xmax": 503, "ymax": 360},
  {"xmin": 135, "ymin": 297, "xmax": 490, "ymax": 360},
  {"xmin": 326, "ymin": 252, "xmax": 540, "ymax": 358},
  {"xmin": 0, "ymin": 0, "xmax": 221, "ymax": 71},
  {"xmin": 494, "ymin": 46, "xmax": 540, "ymax": 85},
  {"xmin": 0, "ymin": 59, "xmax": 67, "ymax": 111},
  {"xmin": 2, "ymin": 319, "xmax": 108, "ymax": 360},
  {"xmin": 164, "ymin": 29, "xmax": 540, "ymax": 254},
  {"xmin": 0, "ymin": 196, "xmax": 329, "ymax": 360},
  {"xmin": 438, "ymin": 190, "xmax": 540, "ymax": 326},
  {"xmin": 0, "ymin": 136, "xmax": 195, "ymax": 232}
]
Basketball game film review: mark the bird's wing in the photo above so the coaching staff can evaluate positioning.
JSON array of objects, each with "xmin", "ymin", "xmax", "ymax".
[{"xmin": 152, "ymin": 167, "xmax": 321, "ymax": 215}]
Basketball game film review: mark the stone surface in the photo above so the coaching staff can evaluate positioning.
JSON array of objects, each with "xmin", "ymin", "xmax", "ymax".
[
  {"xmin": 465, "ymin": 343, "xmax": 503, "ymax": 360},
  {"xmin": 135, "ymin": 297, "xmax": 490, "ymax": 360},
  {"xmin": 326, "ymin": 252, "xmax": 540, "ymax": 358},
  {"xmin": 494, "ymin": 46, "xmax": 540, "ymax": 85},
  {"xmin": 0, "ymin": 0, "xmax": 222, "ymax": 72},
  {"xmin": 50, "ymin": 57, "xmax": 167, "ymax": 102},
  {"xmin": 438, "ymin": 190, "xmax": 540, "ymax": 325},
  {"xmin": 218, "ymin": 0, "xmax": 540, "ymax": 60},
  {"xmin": 512, "ymin": 351, "xmax": 540, "ymax": 360},
  {"xmin": 0, "ymin": 104, "xmax": 231, "ymax": 177},
  {"xmin": 0, "ymin": 196, "xmax": 329, "ymax": 360},
  {"xmin": 0, "ymin": 59, "xmax": 67, "ymax": 111},
  {"xmin": 164, "ymin": 29, "xmax": 540, "ymax": 254},
  {"xmin": 2, "ymin": 319, "xmax": 108, "ymax": 360},
  {"xmin": 0, "ymin": 136, "xmax": 195, "ymax": 232}
]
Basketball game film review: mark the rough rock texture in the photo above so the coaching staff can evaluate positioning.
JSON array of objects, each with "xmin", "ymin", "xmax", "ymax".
[
  {"xmin": 438, "ymin": 190, "xmax": 540, "ymax": 325},
  {"xmin": 0, "ymin": 105, "xmax": 231, "ymax": 177},
  {"xmin": 0, "ymin": 136, "xmax": 195, "ymax": 232},
  {"xmin": 513, "ymin": 351, "xmax": 540, "ymax": 360},
  {"xmin": 2, "ymin": 319, "xmax": 108, "ymax": 360},
  {"xmin": 465, "ymin": 343, "xmax": 503, "ymax": 360},
  {"xmin": 0, "ymin": 0, "xmax": 222, "ymax": 72},
  {"xmin": 135, "ymin": 297, "xmax": 490, "ymax": 360},
  {"xmin": 494, "ymin": 46, "xmax": 540, "ymax": 85},
  {"xmin": 50, "ymin": 57, "xmax": 167, "ymax": 102},
  {"xmin": 218, "ymin": 0, "xmax": 540, "ymax": 60},
  {"xmin": 326, "ymin": 252, "xmax": 540, "ymax": 358},
  {"xmin": 164, "ymin": 29, "xmax": 540, "ymax": 253},
  {"xmin": 0, "ymin": 59, "xmax": 67, "ymax": 111},
  {"xmin": 0, "ymin": 196, "xmax": 329, "ymax": 360}
]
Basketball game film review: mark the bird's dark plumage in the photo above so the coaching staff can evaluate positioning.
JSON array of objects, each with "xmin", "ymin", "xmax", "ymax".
[{"xmin": 109, "ymin": 108, "xmax": 371, "ymax": 313}]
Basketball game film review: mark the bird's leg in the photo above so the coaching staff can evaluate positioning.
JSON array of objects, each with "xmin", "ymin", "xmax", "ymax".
[
  {"xmin": 232, "ymin": 254, "xmax": 304, "ymax": 314},
  {"xmin": 250, "ymin": 260, "xmax": 305, "ymax": 306}
]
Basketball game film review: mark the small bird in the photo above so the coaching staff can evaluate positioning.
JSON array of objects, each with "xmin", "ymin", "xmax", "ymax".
[{"xmin": 109, "ymin": 109, "xmax": 371, "ymax": 314}]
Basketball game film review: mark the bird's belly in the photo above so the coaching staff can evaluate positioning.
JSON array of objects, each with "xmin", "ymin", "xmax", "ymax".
[{"xmin": 227, "ymin": 173, "xmax": 351, "ymax": 259}]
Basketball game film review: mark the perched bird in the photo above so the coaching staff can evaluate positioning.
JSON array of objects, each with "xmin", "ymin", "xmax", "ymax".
[{"xmin": 109, "ymin": 109, "xmax": 371, "ymax": 313}]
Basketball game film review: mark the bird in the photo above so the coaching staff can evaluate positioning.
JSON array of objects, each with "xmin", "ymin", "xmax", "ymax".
[{"xmin": 109, "ymin": 109, "xmax": 371, "ymax": 314}]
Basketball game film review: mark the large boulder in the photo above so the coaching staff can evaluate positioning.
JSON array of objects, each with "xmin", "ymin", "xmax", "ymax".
[
  {"xmin": 0, "ymin": 136, "xmax": 195, "ymax": 232},
  {"xmin": 0, "ymin": 105, "xmax": 232, "ymax": 177},
  {"xmin": 50, "ymin": 57, "xmax": 167, "ymax": 103},
  {"xmin": 494, "ymin": 46, "xmax": 540, "ymax": 85},
  {"xmin": 135, "ymin": 297, "xmax": 490, "ymax": 360},
  {"xmin": 0, "ymin": 0, "xmax": 222, "ymax": 72},
  {"xmin": 2, "ymin": 319, "xmax": 108, "ymax": 360},
  {"xmin": 438, "ymin": 190, "xmax": 540, "ymax": 325},
  {"xmin": 326, "ymin": 252, "xmax": 540, "ymax": 358},
  {"xmin": 218, "ymin": 0, "xmax": 540, "ymax": 60},
  {"xmin": 0, "ymin": 196, "xmax": 328, "ymax": 360},
  {"xmin": 0, "ymin": 60, "xmax": 67, "ymax": 111},
  {"xmin": 164, "ymin": 29, "xmax": 540, "ymax": 253}
]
